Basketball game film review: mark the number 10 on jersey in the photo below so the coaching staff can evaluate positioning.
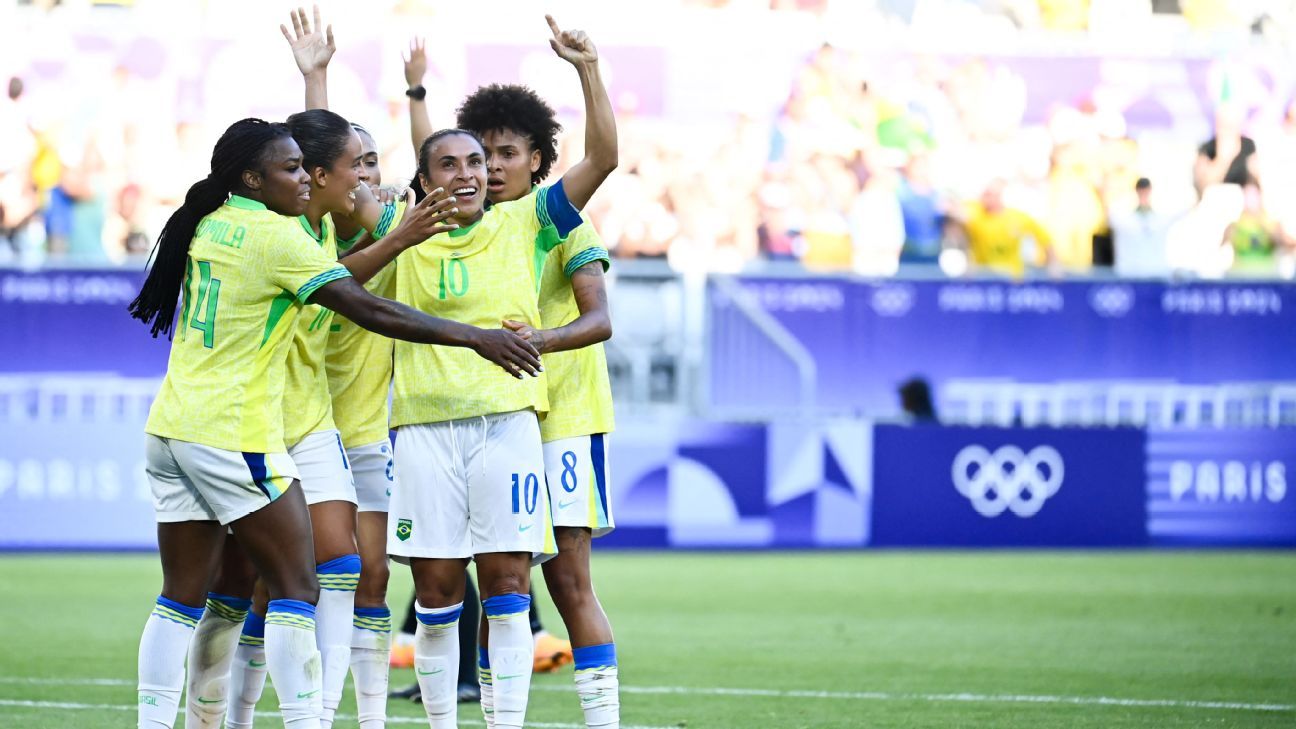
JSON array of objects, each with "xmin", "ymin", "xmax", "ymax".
[{"xmin": 511, "ymin": 473, "xmax": 539, "ymax": 515}]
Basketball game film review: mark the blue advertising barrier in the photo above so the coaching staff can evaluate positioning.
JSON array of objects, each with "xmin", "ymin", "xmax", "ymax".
[
  {"xmin": 1146, "ymin": 428, "xmax": 1296, "ymax": 546},
  {"xmin": 708, "ymin": 278, "xmax": 1296, "ymax": 415},
  {"xmin": 870, "ymin": 424, "xmax": 1148, "ymax": 547}
]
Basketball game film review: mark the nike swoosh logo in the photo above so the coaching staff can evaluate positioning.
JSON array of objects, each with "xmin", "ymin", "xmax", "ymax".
[
  {"xmin": 195, "ymin": 697, "xmax": 222, "ymax": 705},
  {"xmin": 497, "ymin": 673, "xmax": 523, "ymax": 680},
  {"xmin": 296, "ymin": 689, "xmax": 320, "ymax": 699},
  {"xmin": 249, "ymin": 660, "xmax": 266, "ymax": 668},
  {"xmin": 558, "ymin": 498, "xmax": 578, "ymax": 509},
  {"xmin": 518, "ymin": 524, "xmax": 532, "ymax": 533},
  {"xmin": 417, "ymin": 668, "xmax": 444, "ymax": 676}
]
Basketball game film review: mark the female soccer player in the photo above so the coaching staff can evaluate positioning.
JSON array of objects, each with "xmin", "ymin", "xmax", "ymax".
[
  {"xmin": 452, "ymin": 56, "xmax": 622, "ymax": 729},
  {"xmin": 130, "ymin": 118, "xmax": 540, "ymax": 729},
  {"xmin": 385, "ymin": 16, "xmax": 618, "ymax": 729}
]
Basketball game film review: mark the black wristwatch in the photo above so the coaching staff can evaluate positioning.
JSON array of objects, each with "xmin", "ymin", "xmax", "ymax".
[{"xmin": 405, "ymin": 85, "xmax": 427, "ymax": 101}]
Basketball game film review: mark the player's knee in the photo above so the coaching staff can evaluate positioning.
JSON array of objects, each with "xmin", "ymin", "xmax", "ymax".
[
  {"xmin": 479, "ymin": 571, "xmax": 528, "ymax": 599},
  {"xmin": 356, "ymin": 560, "xmax": 390, "ymax": 605},
  {"xmin": 414, "ymin": 582, "xmax": 461, "ymax": 610},
  {"xmin": 270, "ymin": 571, "xmax": 320, "ymax": 606},
  {"xmin": 545, "ymin": 567, "xmax": 592, "ymax": 612}
]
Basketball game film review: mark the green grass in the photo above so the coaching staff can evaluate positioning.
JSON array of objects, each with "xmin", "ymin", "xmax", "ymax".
[{"xmin": 1, "ymin": 552, "xmax": 1294, "ymax": 728}]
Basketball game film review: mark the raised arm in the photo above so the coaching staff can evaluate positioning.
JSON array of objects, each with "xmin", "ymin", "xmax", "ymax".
[
  {"xmin": 547, "ymin": 15, "xmax": 618, "ymax": 211},
  {"xmin": 309, "ymin": 278, "xmax": 540, "ymax": 378},
  {"xmin": 503, "ymin": 261, "xmax": 610, "ymax": 354},
  {"xmin": 339, "ymin": 187, "xmax": 460, "ymax": 284},
  {"xmin": 404, "ymin": 38, "xmax": 434, "ymax": 157},
  {"xmin": 280, "ymin": 5, "xmax": 335, "ymax": 110}
]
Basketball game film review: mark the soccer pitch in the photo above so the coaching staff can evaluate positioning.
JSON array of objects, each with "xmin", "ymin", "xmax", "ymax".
[{"xmin": 0, "ymin": 552, "xmax": 1292, "ymax": 728}]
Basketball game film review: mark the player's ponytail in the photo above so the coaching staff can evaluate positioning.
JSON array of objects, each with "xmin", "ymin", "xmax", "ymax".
[{"xmin": 128, "ymin": 118, "xmax": 292, "ymax": 339}]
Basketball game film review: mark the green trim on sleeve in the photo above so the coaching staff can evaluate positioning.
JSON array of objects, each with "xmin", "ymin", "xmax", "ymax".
[
  {"xmin": 260, "ymin": 291, "xmax": 298, "ymax": 347},
  {"xmin": 295, "ymin": 266, "xmax": 351, "ymax": 303},
  {"xmin": 564, "ymin": 247, "xmax": 611, "ymax": 278}
]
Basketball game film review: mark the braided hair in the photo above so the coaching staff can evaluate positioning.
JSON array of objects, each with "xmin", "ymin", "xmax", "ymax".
[
  {"xmin": 128, "ymin": 118, "xmax": 293, "ymax": 339},
  {"xmin": 411, "ymin": 128, "xmax": 483, "ymax": 203},
  {"xmin": 456, "ymin": 84, "xmax": 562, "ymax": 186}
]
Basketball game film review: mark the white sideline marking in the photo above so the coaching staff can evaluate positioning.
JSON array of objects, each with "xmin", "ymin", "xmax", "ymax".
[
  {"xmin": 0, "ymin": 698, "xmax": 671, "ymax": 729},
  {"xmin": 1, "ymin": 676, "xmax": 1292, "ymax": 714}
]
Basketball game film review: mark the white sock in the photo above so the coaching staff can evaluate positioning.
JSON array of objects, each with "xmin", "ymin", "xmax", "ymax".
[
  {"xmin": 478, "ymin": 648, "xmax": 495, "ymax": 729},
  {"xmin": 225, "ymin": 641, "xmax": 268, "ymax": 729},
  {"xmin": 184, "ymin": 594, "xmax": 250, "ymax": 728},
  {"xmin": 137, "ymin": 596, "xmax": 203, "ymax": 729},
  {"xmin": 413, "ymin": 601, "xmax": 463, "ymax": 729},
  {"xmin": 265, "ymin": 599, "xmax": 324, "ymax": 729},
  {"xmin": 316, "ymin": 555, "xmax": 361, "ymax": 729},
  {"xmin": 350, "ymin": 606, "xmax": 393, "ymax": 729},
  {"xmin": 573, "ymin": 644, "xmax": 620, "ymax": 729},
  {"xmin": 225, "ymin": 611, "xmax": 268, "ymax": 729},
  {"xmin": 483, "ymin": 594, "xmax": 535, "ymax": 729}
]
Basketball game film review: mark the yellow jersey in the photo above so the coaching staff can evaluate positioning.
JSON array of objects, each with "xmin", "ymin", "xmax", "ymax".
[
  {"xmin": 145, "ymin": 195, "xmax": 351, "ymax": 453},
  {"xmin": 326, "ymin": 201, "xmax": 406, "ymax": 449},
  {"xmin": 282, "ymin": 214, "xmax": 340, "ymax": 447},
  {"xmin": 392, "ymin": 184, "xmax": 582, "ymax": 426},
  {"xmin": 964, "ymin": 205, "xmax": 1052, "ymax": 278},
  {"xmin": 536, "ymin": 222, "xmax": 615, "ymax": 442}
]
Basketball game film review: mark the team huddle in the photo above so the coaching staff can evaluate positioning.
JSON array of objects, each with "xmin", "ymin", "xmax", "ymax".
[{"xmin": 130, "ymin": 8, "xmax": 619, "ymax": 729}]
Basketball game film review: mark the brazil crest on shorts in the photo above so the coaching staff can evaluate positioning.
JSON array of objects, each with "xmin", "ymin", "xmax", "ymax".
[{"xmin": 396, "ymin": 518, "xmax": 412, "ymax": 541}]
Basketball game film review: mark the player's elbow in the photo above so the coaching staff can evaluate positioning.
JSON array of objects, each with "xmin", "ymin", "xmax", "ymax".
[{"xmin": 590, "ymin": 311, "xmax": 612, "ymax": 343}]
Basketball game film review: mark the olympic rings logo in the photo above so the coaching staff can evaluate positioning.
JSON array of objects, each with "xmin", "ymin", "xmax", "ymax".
[{"xmin": 951, "ymin": 445, "xmax": 1065, "ymax": 518}]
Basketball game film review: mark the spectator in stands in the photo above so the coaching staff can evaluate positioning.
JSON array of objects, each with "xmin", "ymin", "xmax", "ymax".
[
  {"xmin": 898, "ymin": 377, "xmax": 937, "ymax": 423},
  {"xmin": 1224, "ymin": 176, "xmax": 1289, "ymax": 277},
  {"xmin": 1111, "ymin": 178, "xmax": 1173, "ymax": 278},
  {"xmin": 1193, "ymin": 105, "xmax": 1256, "ymax": 197},
  {"xmin": 0, "ymin": 76, "xmax": 40, "ymax": 262},
  {"xmin": 895, "ymin": 152, "xmax": 945, "ymax": 264},
  {"xmin": 955, "ymin": 178, "xmax": 1054, "ymax": 278},
  {"xmin": 847, "ymin": 152, "xmax": 903, "ymax": 276}
]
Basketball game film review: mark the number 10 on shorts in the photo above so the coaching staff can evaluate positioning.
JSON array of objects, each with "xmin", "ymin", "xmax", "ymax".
[{"xmin": 511, "ymin": 473, "xmax": 540, "ymax": 515}]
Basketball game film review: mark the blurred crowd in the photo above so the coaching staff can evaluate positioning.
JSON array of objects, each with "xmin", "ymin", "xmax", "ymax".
[{"xmin": 4, "ymin": 0, "xmax": 1296, "ymax": 280}]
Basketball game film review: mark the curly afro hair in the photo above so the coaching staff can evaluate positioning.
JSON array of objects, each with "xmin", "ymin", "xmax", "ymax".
[{"xmin": 456, "ymin": 84, "xmax": 562, "ymax": 186}]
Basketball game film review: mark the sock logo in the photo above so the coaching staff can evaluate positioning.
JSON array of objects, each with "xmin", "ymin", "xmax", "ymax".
[
  {"xmin": 196, "ymin": 697, "xmax": 221, "ymax": 705},
  {"xmin": 249, "ymin": 659, "xmax": 266, "ymax": 668},
  {"xmin": 138, "ymin": 695, "xmax": 158, "ymax": 707},
  {"xmin": 396, "ymin": 518, "xmax": 413, "ymax": 541},
  {"xmin": 296, "ymin": 689, "xmax": 320, "ymax": 699},
  {"xmin": 416, "ymin": 667, "xmax": 444, "ymax": 676}
]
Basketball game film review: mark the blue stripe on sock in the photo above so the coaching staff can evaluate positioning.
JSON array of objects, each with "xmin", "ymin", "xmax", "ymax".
[
  {"xmin": 573, "ymin": 643, "xmax": 617, "ymax": 671},
  {"xmin": 483, "ymin": 593, "xmax": 531, "ymax": 619},
  {"xmin": 478, "ymin": 647, "xmax": 490, "ymax": 670},
  {"xmin": 415, "ymin": 604, "xmax": 463, "ymax": 627},
  {"xmin": 156, "ymin": 596, "xmax": 204, "ymax": 622},
  {"xmin": 208, "ymin": 593, "xmax": 253, "ymax": 611},
  {"xmin": 354, "ymin": 606, "xmax": 390, "ymax": 619},
  {"xmin": 267, "ymin": 599, "xmax": 316, "ymax": 620},
  {"xmin": 242, "ymin": 611, "xmax": 266, "ymax": 638},
  {"xmin": 317, "ymin": 553, "xmax": 362, "ymax": 575}
]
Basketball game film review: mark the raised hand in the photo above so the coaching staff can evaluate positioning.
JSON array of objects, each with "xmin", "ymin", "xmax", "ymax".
[
  {"xmin": 545, "ymin": 14, "xmax": 597, "ymax": 66},
  {"xmin": 392, "ymin": 187, "xmax": 460, "ymax": 240},
  {"xmin": 403, "ymin": 37, "xmax": 427, "ymax": 88},
  {"xmin": 280, "ymin": 5, "xmax": 335, "ymax": 77}
]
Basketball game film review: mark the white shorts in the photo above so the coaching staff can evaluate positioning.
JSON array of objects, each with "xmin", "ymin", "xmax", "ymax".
[
  {"xmin": 543, "ymin": 434, "xmax": 614, "ymax": 537},
  {"xmin": 145, "ymin": 434, "xmax": 299, "ymax": 526},
  {"xmin": 388, "ymin": 410, "xmax": 554, "ymax": 562},
  {"xmin": 289, "ymin": 430, "xmax": 356, "ymax": 506},
  {"xmin": 348, "ymin": 439, "xmax": 394, "ymax": 513}
]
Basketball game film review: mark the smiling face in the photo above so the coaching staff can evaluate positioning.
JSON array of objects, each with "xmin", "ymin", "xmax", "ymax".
[
  {"xmin": 418, "ymin": 132, "xmax": 487, "ymax": 224},
  {"xmin": 481, "ymin": 127, "xmax": 540, "ymax": 204},
  {"xmin": 244, "ymin": 136, "xmax": 311, "ymax": 216},
  {"xmin": 309, "ymin": 129, "xmax": 368, "ymax": 216},
  {"xmin": 356, "ymin": 127, "xmax": 381, "ymax": 187}
]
